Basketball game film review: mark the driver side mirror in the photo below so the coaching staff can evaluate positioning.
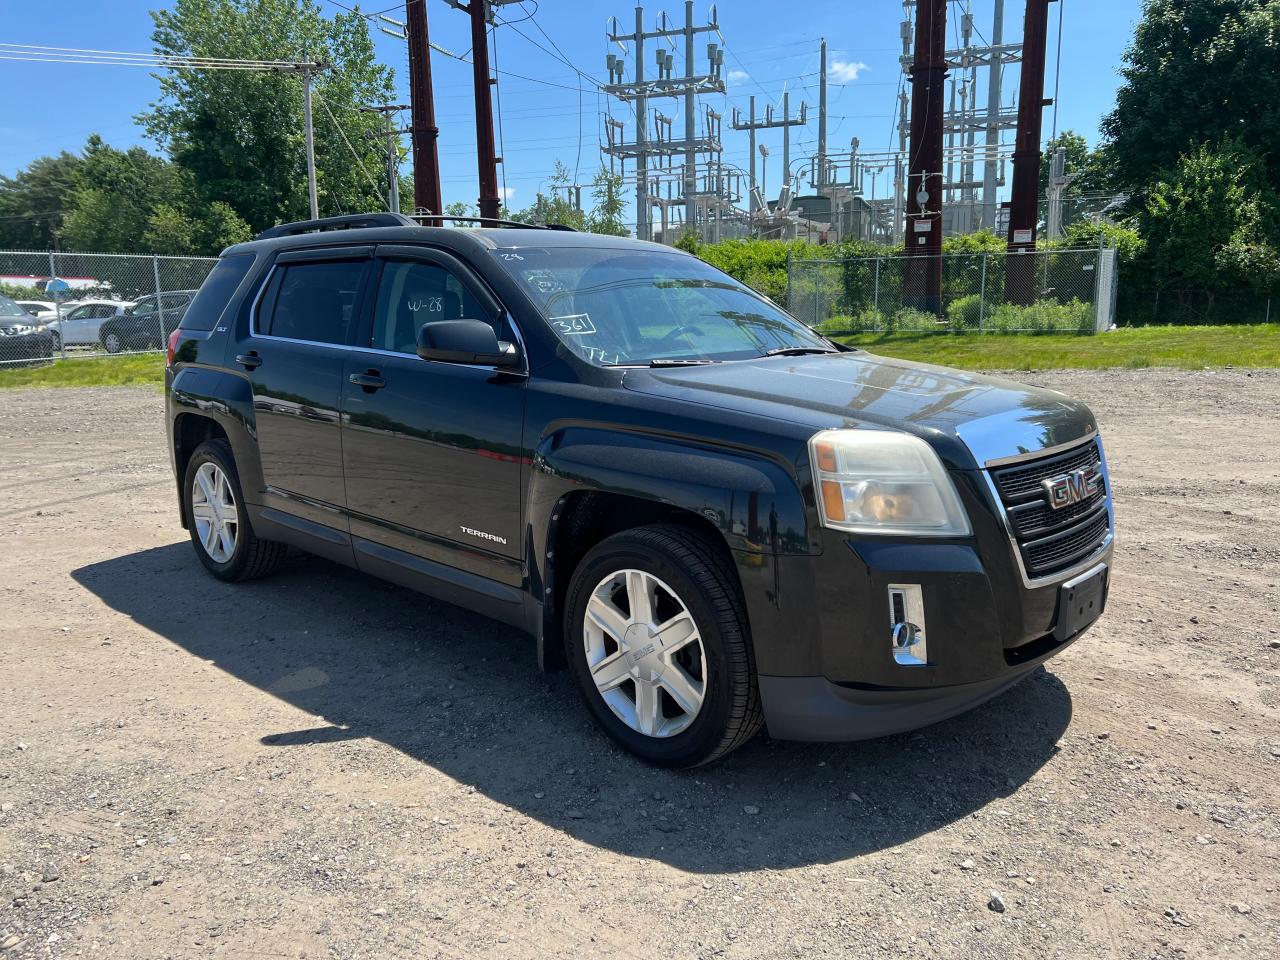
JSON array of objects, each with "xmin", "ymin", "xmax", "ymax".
[{"xmin": 416, "ymin": 319, "xmax": 519, "ymax": 367}]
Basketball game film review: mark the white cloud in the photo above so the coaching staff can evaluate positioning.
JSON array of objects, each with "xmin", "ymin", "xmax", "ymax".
[
  {"xmin": 500, "ymin": 187, "xmax": 517, "ymax": 201},
  {"xmin": 829, "ymin": 60, "xmax": 869, "ymax": 83},
  {"xmin": 727, "ymin": 69, "xmax": 750, "ymax": 84}
]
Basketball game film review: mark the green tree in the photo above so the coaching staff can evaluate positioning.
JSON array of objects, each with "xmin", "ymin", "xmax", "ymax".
[
  {"xmin": 140, "ymin": 0, "xmax": 395, "ymax": 232},
  {"xmin": 1138, "ymin": 140, "xmax": 1280, "ymax": 293},
  {"xmin": 586, "ymin": 167, "xmax": 627, "ymax": 236},
  {"xmin": 510, "ymin": 161, "xmax": 587, "ymax": 230},
  {"xmin": 56, "ymin": 135, "xmax": 250, "ymax": 255},
  {"xmin": 1102, "ymin": 0, "xmax": 1280, "ymax": 191},
  {"xmin": 62, "ymin": 136, "xmax": 183, "ymax": 252},
  {"xmin": 0, "ymin": 152, "xmax": 82, "ymax": 249}
]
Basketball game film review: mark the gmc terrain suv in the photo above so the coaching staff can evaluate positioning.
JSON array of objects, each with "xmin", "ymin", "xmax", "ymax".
[{"xmin": 164, "ymin": 213, "xmax": 1114, "ymax": 767}]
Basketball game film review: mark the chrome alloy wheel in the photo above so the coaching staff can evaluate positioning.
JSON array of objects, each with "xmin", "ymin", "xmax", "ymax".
[
  {"xmin": 190, "ymin": 461, "xmax": 239, "ymax": 563},
  {"xmin": 583, "ymin": 569, "xmax": 708, "ymax": 738}
]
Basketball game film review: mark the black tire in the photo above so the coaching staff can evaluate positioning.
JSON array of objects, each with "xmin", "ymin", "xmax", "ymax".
[
  {"xmin": 102, "ymin": 329, "xmax": 123, "ymax": 354},
  {"xmin": 49, "ymin": 330, "xmax": 60, "ymax": 352},
  {"xmin": 563, "ymin": 524, "xmax": 764, "ymax": 767},
  {"xmin": 183, "ymin": 439, "xmax": 287, "ymax": 582}
]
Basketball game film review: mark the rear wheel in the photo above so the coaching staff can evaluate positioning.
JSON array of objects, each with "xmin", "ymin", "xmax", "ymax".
[
  {"xmin": 564, "ymin": 524, "xmax": 763, "ymax": 767},
  {"xmin": 184, "ymin": 439, "xmax": 287, "ymax": 582}
]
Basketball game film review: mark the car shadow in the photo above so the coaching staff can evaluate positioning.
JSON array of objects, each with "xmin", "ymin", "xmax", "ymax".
[{"xmin": 72, "ymin": 543, "xmax": 1073, "ymax": 873}]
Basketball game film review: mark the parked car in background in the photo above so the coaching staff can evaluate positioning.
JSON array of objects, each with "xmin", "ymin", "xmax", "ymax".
[
  {"xmin": 98, "ymin": 291, "xmax": 197, "ymax": 353},
  {"xmin": 0, "ymin": 294, "xmax": 54, "ymax": 365},
  {"xmin": 43, "ymin": 299, "xmax": 133, "ymax": 350},
  {"xmin": 16, "ymin": 300, "xmax": 58, "ymax": 322}
]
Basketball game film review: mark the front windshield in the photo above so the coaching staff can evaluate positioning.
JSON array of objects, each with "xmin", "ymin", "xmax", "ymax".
[
  {"xmin": 0, "ymin": 295, "xmax": 29, "ymax": 319},
  {"xmin": 490, "ymin": 246, "xmax": 830, "ymax": 366}
]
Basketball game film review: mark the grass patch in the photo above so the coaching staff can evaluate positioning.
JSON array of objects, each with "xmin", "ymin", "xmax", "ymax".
[
  {"xmin": 839, "ymin": 324, "xmax": 1280, "ymax": 370},
  {"xmin": 2, "ymin": 326, "xmax": 1278, "ymax": 387},
  {"xmin": 0, "ymin": 353, "xmax": 166, "ymax": 389}
]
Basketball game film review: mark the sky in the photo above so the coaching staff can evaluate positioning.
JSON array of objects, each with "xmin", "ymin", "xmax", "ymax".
[{"xmin": 0, "ymin": 0, "xmax": 1144, "ymax": 224}]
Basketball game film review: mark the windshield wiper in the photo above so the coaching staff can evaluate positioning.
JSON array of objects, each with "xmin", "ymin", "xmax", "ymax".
[
  {"xmin": 648, "ymin": 358, "xmax": 721, "ymax": 367},
  {"xmin": 762, "ymin": 346, "xmax": 839, "ymax": 357}
]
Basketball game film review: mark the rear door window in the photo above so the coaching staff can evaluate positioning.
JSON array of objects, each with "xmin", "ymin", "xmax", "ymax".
[{"xmin": 260, "ymin": 260, "xmax": 368, "ymax": 345}]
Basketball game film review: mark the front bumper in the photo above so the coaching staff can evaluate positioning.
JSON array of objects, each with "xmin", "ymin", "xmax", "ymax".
[
  {"xmin": 758, "ymin": 625, "xmax": 1088, "ymax": 741},
  {"xmin": 736, "ymin": 467, "xmax": 1113, "ymax": 741},
  {"xmin": 0, "ymin": 332, "xmax": 54, "ymax": 363}
]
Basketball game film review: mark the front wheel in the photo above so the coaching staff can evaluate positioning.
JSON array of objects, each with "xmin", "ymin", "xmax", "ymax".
[
  {"xmin": 103, "ymin": 330, "xmax": 123, "ymax": 354},
  {"xmin": 183, "ymin": 439, "xmax": 287, "ymax": 582},
  {"xmin": 564, "ymin": 524, "xmax": 763, "ymax": 767}
]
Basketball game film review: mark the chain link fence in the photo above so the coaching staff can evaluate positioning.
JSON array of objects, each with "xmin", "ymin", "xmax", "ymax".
[
  {"xmin": 0, "ymin": 250, "xmax": 218, "ymax": 367},
  {"xmin": 786, "ymin": 248, "xmax": 1118, "ymax": 335}
]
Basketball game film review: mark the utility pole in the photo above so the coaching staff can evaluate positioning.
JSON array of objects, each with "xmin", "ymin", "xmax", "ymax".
[
  {"xmin": 604, "ymin": 5, "xmax": 723, "ymax": 241},
  {"xmin": 1005, "ymin": 0, "xmax": 1052, "ymax": 304},
  {"xmin": 900, "ymin": 0, "xmax": 1021, "ymax": 233},
  {"xmin": 981, "ymin": 0, "xmax": 1006, "ymax": 230},
  {"xmin": 468, "ymin": 0, "xmax": 501, "ymax": 220},
  {"xmin": 404, "ymin": 0, "xmax": 442, "ymax": 217},
  {"xmin": 904, "ymin": 0, "xmax": 947, "ymax": 314},
  {"xmin": 362, "ymin": 103, "xmax": 409, "ymax": 213},
  {"xmin": 302, "ymin": 66, "xmax": 319, "ymax": 219},
  {"xmin": 731, "ymin": 93, "xmax": 806, "ymax": 214},
  {"xmin": 817, "ymin": 38, "xmax": 828, "ymax": 189}
]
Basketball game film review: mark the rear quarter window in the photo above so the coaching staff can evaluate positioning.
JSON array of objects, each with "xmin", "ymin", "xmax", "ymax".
[{"xmin": 180, "ymin": 254, "xmax": 255, "ymax": 331}]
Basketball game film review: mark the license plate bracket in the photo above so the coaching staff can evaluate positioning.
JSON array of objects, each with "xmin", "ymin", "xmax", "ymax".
[{"xmin": 1054, "ymin": 564, "xmax": 1108, "ymax": 642}]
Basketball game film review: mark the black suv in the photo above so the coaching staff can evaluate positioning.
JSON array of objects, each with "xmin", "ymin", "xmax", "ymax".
[
  {"xmin": 165, "ymin": 213, "xmax": 1114, "ymax": 767},
  {"xmin": 100, "ymin": 290, "xmax": 197, "ymax": 353}
]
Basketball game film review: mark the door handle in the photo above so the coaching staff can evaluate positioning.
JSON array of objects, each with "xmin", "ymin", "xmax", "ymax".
[
  {"xmin": 235, "ymin": 352, "xmax": 262, "ymax": 370},
  {"xmin": 348, "ymin": 370, "xmax": 387, "ymax": 392}
]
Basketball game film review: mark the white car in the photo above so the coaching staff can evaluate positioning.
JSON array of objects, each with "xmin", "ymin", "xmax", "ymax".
[
  {"xmin": 15, "ymin": 300, "xmax": 58, "ymax": 321},
  {"xmin": 42, "ymin": 299, "xmax": 134, "ymax": 350}
]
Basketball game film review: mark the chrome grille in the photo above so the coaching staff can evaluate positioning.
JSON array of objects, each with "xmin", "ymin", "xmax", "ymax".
[{"xmin": 990, "ymin": 438, "xmax": 1111, "ymax": 579}]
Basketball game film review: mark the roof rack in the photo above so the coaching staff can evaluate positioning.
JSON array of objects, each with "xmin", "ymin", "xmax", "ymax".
[
  {"xmin": 256, "ymin": 213, "xmax": 416, "ymax": 240},
  {"xmin": 407, "ymin": 214, "xmax": 575, "ymax": 232},
  {"xmin": 255, "ymin": 212, "xmax": 577, "ymax": 241}
]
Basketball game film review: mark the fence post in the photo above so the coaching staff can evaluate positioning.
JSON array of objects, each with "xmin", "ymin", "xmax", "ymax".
[
  {"xmin": 47, "ymin": 250, "xmax": 66, "ymax": 359},
  {"xmin": 978, "ymin": 252, "xmax": 988, "ymax": 329},
  {"xmin": 152, "ymin": 255, "xmax": 168, "ymax": 347},
  {"xmin": 785, "ymin": 248, "xmax": 792, "ymax": 314},
  {"xmin": 873, "ymin": 257, "xmax": 881, "ymax": 324},
  {"xmin": 814, "ymin": 262, "xmax": 820, "ymax": 327}
]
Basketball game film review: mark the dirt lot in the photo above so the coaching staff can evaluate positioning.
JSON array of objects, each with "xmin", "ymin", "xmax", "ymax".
[{"xmin": 1, "ymin": 369, "xmax": 1278, "ymax": 959}]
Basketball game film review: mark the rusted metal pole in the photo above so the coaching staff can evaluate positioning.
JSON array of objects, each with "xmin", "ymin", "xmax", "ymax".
[
  {"xmin": 1005, "ymin": 0, "xmax": 1052, "ymax": 304},
  {"xmin": 469, "ymin": 0, "xmax": 501, "ymax": 221},
  {"xmin": 406, "ymin": 0, "xmax": 442, "ymax": 218},
  {"xmin": 904, "ymin": 0, "xmax": 947, "ymax": 315}
]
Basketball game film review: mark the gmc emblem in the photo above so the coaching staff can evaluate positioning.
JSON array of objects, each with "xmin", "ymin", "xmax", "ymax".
[{"xmin": 1043, "ymin": 465, "xmax": 1102, "ymax": 510}]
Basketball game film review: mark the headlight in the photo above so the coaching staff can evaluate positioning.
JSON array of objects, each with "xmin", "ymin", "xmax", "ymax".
[
  {"xmin": 809, "ymin": 429, "xmax": 971, "ymax": 536},
  {"xmin": 6, "ymin": 324, "xmax": 37, "ymax": 336}
]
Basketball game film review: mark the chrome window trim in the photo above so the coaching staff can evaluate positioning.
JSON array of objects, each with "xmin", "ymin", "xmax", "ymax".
[
  {"xmin": 247, "ymin": 258, "xmax": 529, "ymax": 374},
  {"xmin": 981, "ymin": 435, "xmax": 1115, "ymax": 590}
]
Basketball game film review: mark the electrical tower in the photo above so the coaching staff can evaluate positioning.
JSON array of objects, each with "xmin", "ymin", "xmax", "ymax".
[
  {"xmin": 731, "ymin": 92, "xmax": 806, "ymax": 214},
  {"xmin": 602, "ymin": 2, "xmax": 726, "ymax": 241}
]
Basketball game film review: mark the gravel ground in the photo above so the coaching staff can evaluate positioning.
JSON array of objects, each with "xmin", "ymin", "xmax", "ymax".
[{"xmin": 1, "ymin": 369, "xmax": 1278, "ymax": 959}]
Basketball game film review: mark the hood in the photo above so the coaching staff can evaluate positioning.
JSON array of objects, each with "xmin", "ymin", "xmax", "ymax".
[{"xmin": 621, "ymin": 351, "xmax": 1097, "ymax": 469}]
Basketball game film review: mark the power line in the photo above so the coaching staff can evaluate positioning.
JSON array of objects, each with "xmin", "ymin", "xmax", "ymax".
[
  {"xmin": 310, "ymin": 85, "xmax": 385, "ymax": 198},
  {"xmin": 0, "ymin": 43, "xmax": 320, "ymax": 72}
]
